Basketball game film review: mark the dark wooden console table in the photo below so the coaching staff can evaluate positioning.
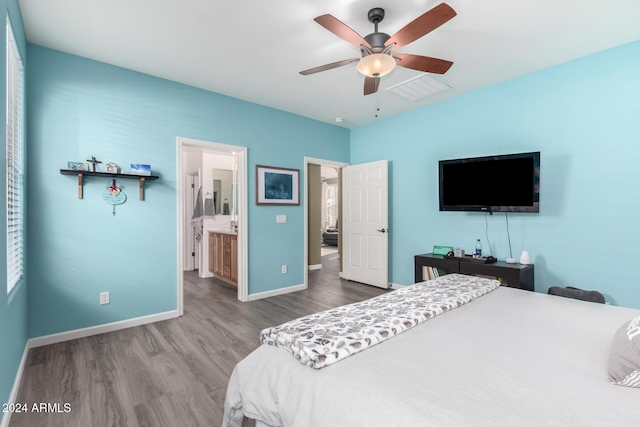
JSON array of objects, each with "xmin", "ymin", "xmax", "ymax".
[{"xmin": 414, "ymin": 253, "xmax": 534, "ymax": 291}]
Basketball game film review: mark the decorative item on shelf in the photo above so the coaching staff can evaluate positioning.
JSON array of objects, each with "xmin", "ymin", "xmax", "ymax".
[
  {"xmin": 102, "ymin": 179, "xmax": 126, "ymax": 216},
  {"xmin": 130, "ymin": 163, "xmax": 151, "ymax": 176},
  {"xmin": 104, "ymin": 162, "xmax": 118, "ymax": 174},
  {"xmin": 433, "ymin": 245, "xmax": 453, "ymax": 256},
  {"xmin": 67, "ymin": 161, "xmax": 90, "ymax": 171},
  {"xmin": 87, "ymin": 156, "xmax": 102, "ymax": 172},
  {"xmin": 519, "ymin": 250, "xmax": 532, "ymax": 265},
  {"xmin": 256, "ymin": 165, "xmax": 300, "ymax": 205}
]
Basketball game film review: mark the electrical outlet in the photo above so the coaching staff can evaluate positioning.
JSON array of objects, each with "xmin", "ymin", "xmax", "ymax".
[
  {"xmin": 100, "ymin": 292, "xmax": 110, "ymax": 305},
  {"xmin": 276, "ymin": 215, "xmax": 287, "ymax": 224},
  {"xmin": 282, "ymin": 265, "xmax": 287, "ymax": 274}
]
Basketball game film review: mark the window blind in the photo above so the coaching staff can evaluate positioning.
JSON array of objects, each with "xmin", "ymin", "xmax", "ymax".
[{"xmin": 6, "ymin": 17, "xmax": 23, "ymax": 294}]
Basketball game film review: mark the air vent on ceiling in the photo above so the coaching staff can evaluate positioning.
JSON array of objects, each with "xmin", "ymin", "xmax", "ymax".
[{"xmin": 386, "ymin": 74, "xmax": 452, "ymax": 101}]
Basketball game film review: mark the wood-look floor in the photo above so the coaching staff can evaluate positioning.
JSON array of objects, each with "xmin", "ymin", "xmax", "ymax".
[{"xmin": 9, "ymin": 255, "xmax": 388, "ymax": 427}]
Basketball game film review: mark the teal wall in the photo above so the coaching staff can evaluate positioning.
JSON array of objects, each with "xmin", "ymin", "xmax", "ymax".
[
  {"xmin": 10, "ymin": 23, "xmax": 640, "ymax": 411},
  {"xmin": 351, "ymin": 40, "xmax": 640, "ymax": 308},
  {"xmin": 26, "ymin": 45, "xmax": 349, "ymax": 338},
  {"xmin": 0, "ymin": 0, "xmax": 27, "ymax": 414}
]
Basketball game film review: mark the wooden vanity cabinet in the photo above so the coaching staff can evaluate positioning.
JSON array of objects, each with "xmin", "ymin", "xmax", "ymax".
[
  {"xmin": 230, "ymin": 235, "xmax": 238, "ymax": 283},
  {"xmin": 209, "ymin": 232, "xmax": 238, "ymax": 286}
]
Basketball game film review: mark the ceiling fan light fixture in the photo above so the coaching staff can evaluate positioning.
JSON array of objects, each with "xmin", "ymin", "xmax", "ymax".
[{"xmin": 356, "ymin": 53, "xmax": 396, "ymax": 78}]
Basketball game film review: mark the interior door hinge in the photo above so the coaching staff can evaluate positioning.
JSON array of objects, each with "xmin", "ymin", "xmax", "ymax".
[
  {"xmin": 191, "ymin": 183, "xmax": 194, "ymax": 188},
  {"xmin": 191, "ymin": 252, "xmax": 195, "ymax": 257}
]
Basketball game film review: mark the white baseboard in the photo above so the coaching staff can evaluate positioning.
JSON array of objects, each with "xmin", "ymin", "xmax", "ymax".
[
  {"xmin": 198, "ymin": 270, "xmax": 213, "ymax": 279},
  {"xmin": 29, "ymin": 310, "xmax": 180, "ymax": 348},
  {"xmin": 308, "ymin": 264, "xmax": 322, "ymax": 270},
  {"xmin": 0, "ymin": 342, "xmax": 30, "ymax": 427},
  {"xmin": 339, "ymin": 272, "xmax": 345, "ymax": 278},
  {"xmin": 247, "ymin": 283, "xmax": 305, "ymax": 301},
  {"xmin": 389, "ymin": 283, "xmax": 406, "ymax": 290},
  {"xmin": 1, "ymin": 309, "xmax": 180, "ymax": 427}
]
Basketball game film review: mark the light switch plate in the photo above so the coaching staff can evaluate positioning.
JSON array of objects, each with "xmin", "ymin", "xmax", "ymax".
[
  {"xmin": 100, "ymin": 292, "xmax": 110, "ymax": 305},
  {"xmin": 276, "ymin": 215, "xmax": 287, "ymax": 224}
]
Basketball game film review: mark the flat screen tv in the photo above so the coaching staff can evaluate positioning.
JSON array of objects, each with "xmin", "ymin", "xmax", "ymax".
[{"xmin": 439, "ymin": 151, "xmax": 540, "ymax": 213}]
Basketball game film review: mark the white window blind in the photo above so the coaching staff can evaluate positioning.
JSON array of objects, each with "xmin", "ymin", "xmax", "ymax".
[{"xmin": 6, "ymin": 17, "xmax": 23, "ymax": 294}]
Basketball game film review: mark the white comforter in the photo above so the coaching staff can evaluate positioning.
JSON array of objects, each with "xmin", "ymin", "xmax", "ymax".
[{"xmin": 224, "ymin": 286, "xmax": 640, "ymax": 427}]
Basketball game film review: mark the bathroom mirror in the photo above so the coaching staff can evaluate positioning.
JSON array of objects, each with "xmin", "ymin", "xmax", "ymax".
[{"xmin": 213, "ymin": 168, "xmax": 235, "ymax": 215}]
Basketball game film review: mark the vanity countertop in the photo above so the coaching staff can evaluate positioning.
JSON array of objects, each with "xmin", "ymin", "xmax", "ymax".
[{"xmin": 208, "ymin": 228, "xmax": 237, "ymax": 236}]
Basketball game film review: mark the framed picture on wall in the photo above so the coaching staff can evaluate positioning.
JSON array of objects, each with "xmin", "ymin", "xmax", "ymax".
[{"xmin": 256, "ymin": 165, "xmax": 300, "ymax": 205}]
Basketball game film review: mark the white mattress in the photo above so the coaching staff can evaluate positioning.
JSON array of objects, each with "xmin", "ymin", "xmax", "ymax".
[{"xmin": 224, "ymin": 287, "xmax": 640, "ymax": 427}]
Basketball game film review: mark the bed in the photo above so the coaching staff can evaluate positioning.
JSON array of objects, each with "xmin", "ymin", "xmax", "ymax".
[{"xmin": 223, "ymin": 275, "xmax": 640, "ymax": 427}]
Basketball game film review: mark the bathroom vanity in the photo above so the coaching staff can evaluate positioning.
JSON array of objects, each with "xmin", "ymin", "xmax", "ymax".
[{"xmin": 209, "ymin": 230, "xmax": 238, "ymax": 286}]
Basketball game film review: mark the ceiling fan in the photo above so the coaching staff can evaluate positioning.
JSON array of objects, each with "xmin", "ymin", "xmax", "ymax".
[{"xmin": 300, "ymin": 3, "xmax": 457, "ymax": 95}]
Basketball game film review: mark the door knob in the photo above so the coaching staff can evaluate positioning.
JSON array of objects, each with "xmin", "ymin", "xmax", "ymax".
[{"xmin": 376, "ymin": 228, "xmax": 388, "ymax": 233}]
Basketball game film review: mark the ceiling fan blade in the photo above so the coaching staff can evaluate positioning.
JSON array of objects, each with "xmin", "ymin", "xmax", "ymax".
[
  {"xmin": 394, "ymin": 53, "xmax": 453, "ymax": 74},
  {"xmin": 314, "ymin": 14, "xmax": 371, "ymax": 49},
  {"xmin": 386, "ymin": 3, "xmax": 456, "ymax": 49},
  {"xmin": 364, "ymin": 76, "xmax": 380, "ymax": 96},
  {"xmin": 299, "ymin": 58, "xmax": 360, "ymax": 75}
]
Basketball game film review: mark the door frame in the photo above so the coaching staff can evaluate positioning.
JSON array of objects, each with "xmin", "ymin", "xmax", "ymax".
[
  {"xmin": 303, "ymin": 156, "xmax": 349, "ymax": 290},
  {"xmin": 184, "ymin": 170, "xmax": 200, "ymax": 271},
  {"xmin": 177, "ymin": 137, "xmax": 249, "ymax": 316}
]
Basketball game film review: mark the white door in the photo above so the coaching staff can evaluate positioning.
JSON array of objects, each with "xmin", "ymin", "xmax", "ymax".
[{"xmin": 342, "ymin": 160, "xmax": 388, "ymax": 288}]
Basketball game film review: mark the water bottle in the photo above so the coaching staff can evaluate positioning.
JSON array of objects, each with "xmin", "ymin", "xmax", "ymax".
[{"xmin": 475, "ymin": 239, "xmax": 482, "ymax": 259}]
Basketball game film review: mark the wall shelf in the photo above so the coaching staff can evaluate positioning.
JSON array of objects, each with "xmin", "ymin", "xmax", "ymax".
[{"xmin": 60, "ymin": 169, "xmax": 159, "ymax": 200}]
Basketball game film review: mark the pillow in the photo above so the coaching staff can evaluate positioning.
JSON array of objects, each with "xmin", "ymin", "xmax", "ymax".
[{"xmin": 608, "ymin": 315, "xmax": 640, "ymax": 387}]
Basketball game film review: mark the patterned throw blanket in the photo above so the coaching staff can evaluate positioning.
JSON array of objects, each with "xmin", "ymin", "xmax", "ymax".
[{"xmin": 260, "ymin": 274, "xmax": 500, "ymax": 369}]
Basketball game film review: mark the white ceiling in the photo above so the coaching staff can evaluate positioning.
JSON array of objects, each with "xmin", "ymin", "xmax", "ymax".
[{"xmin": 18, "ymin": 0, "xmax": 640, "ymax": 129}]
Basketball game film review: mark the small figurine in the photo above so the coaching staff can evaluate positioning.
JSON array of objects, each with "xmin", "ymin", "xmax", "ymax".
[
  {"xmin": 104, "ymin": 162, "xmax": 118, "ymax": 174},
  {"xmin": 87, "ymin": 156, "xmax": 102, "ymax": 172}
]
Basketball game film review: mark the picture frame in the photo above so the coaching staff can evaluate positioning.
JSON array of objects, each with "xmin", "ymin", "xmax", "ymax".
[
  {"xmin": 256, "ymin": 165, "xmax": 300, "ymax": 205},
  {"xmin": 67, "ymin": 161, "xmax": 90, "ymax": 171},
  {"xmin": 130, "ymin": 163, "xmax": 151, "ymax": 176}
]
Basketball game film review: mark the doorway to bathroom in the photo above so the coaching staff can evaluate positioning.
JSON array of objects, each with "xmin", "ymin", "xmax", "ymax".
[{"xmin": 177, "ymin": 137, "xmax": 248, "ymax": 316}]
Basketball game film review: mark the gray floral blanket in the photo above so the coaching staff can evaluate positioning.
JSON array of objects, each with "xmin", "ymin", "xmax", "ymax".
[{"xmin": 260, "ymin": 274, "xmax": 500, "ymax": 369}]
